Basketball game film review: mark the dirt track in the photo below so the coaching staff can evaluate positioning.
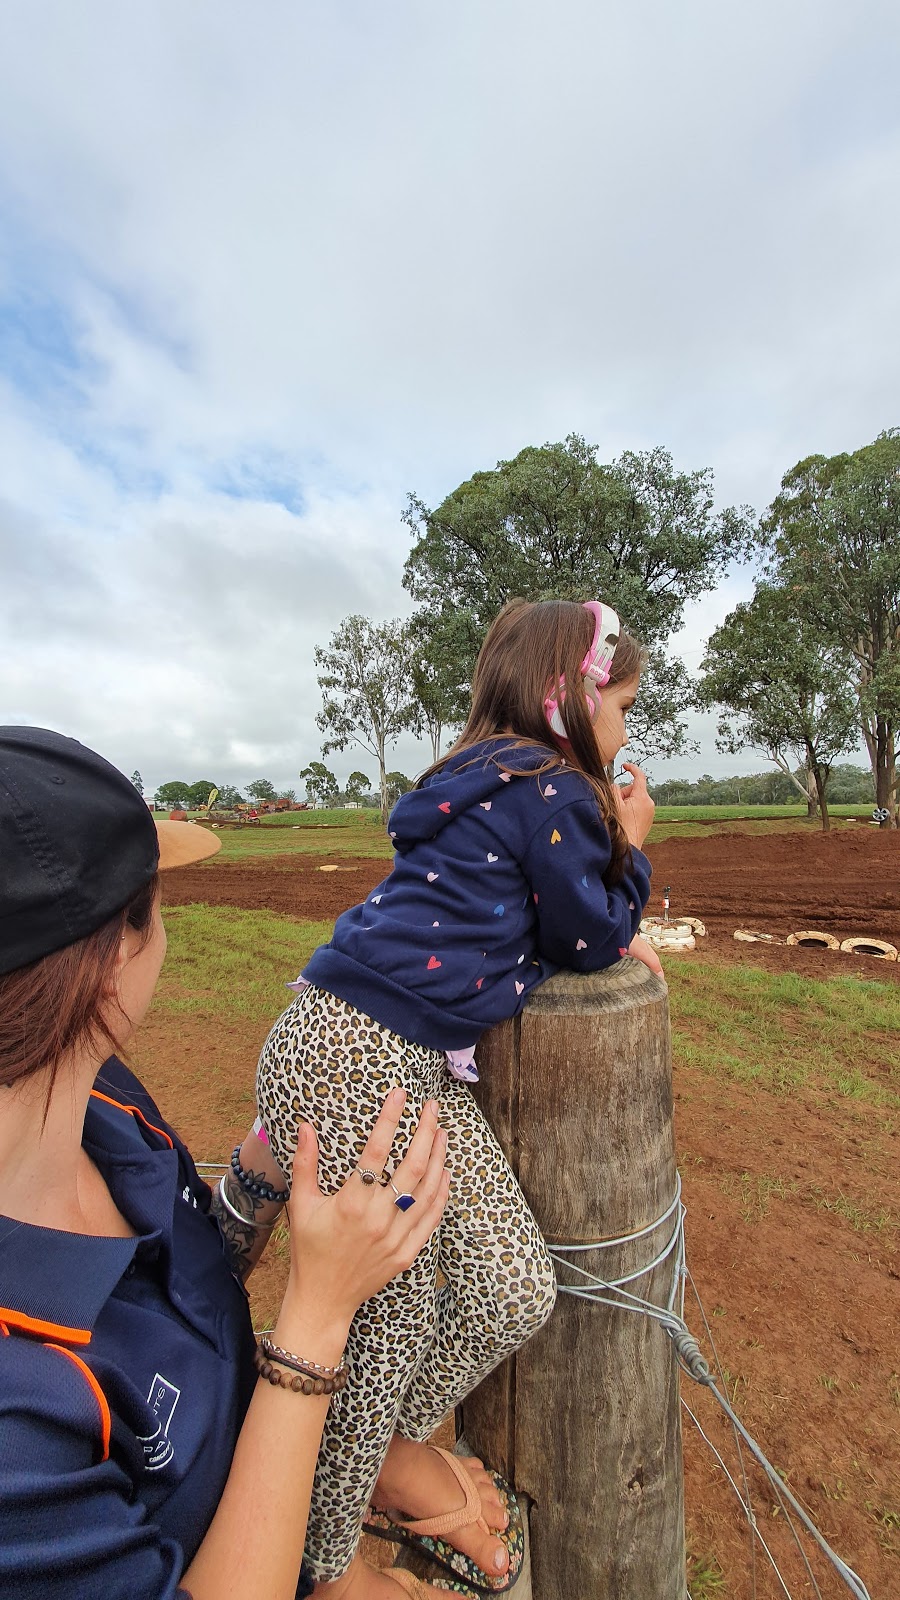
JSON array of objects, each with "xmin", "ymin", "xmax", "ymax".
[{"xmin": 163, "ymin": 826, "xmax": 900, "ymax": 981}]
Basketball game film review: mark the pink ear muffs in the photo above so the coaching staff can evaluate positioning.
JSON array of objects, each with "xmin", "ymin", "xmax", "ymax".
[{"xmin": 544, "ymin": 600, "xmax": 621, "ymax": 740}]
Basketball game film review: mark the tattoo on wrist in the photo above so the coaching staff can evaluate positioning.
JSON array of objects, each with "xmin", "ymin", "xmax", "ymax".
[{"xmin": 210, "ymin": 1174, "xmax": 281, "ymax": 1282}]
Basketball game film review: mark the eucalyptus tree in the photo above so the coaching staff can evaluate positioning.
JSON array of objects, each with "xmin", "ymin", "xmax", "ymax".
[
  {"xmin": 403, "ymin": 435, "xmax": 752, "ymax": 760},
  {"xmin": 406, "ymin": 611, "xmax": 470, "ymax": 762},
  {"xmin": 299, "ymin": 761, "xmax": 339, "ymax": 808},
  {"xmin": 760, "ymin": 429, "xmax": 900, "ymax": 823},
  {"xmin": 344, "ymin": 770, "xmax": 371, "ymax": 807},
  {"xmin": 315, "ymin": 615, "xmax": 415, "ymax": 822},
  {"xmin": 697, "ymin": 584, "xmax": 859, "ymax": 830}
]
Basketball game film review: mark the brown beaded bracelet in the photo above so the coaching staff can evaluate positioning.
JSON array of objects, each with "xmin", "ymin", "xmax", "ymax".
[{"xmin": 253, "ymin": 1344, "xmax": 349, "ymax": 1396}]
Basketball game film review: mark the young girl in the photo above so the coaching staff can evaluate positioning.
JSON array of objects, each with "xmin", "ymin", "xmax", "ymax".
[{"xmin": 243, "ymin": 598, "xmax": 656, "ymax": 1599}]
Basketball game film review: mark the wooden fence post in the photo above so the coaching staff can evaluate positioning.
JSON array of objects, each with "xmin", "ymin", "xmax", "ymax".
[{"xmin": 460, "ymin": 959, "xmax": 684, "ymax": 1600}]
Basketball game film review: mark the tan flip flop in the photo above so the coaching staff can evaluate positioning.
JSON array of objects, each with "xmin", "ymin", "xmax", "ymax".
[
  {"xmin": 388, "ymin": 1568, "xmax": 481, "ymax": 1597},
  {"xmin": 365, "ymin": 1445, "xmax": 524, "ymax": 1593}
]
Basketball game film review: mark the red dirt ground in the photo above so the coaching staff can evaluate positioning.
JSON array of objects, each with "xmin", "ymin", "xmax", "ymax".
[
  {"xmin": 165, "ymin": 826, "xmax": 900, "ymax": 982},
  {"xmin": 151, "ymin": 827, "xmax": 899, "ymax": 1596}
]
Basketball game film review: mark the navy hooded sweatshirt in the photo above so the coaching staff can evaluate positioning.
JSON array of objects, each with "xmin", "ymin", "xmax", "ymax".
[{"xmin": 302, "ymin": 739, "xmax": 652, "ymax": 1051}]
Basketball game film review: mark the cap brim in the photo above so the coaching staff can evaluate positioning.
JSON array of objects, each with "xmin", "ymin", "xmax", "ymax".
[{"xmin": 155, "ymin": 819, "xmax": 222, "ymax": 870}]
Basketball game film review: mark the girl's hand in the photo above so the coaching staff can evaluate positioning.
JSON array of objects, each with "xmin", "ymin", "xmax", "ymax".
[
  {"xmin": 626, "ymin": 933, "xmax": 664, "ymax": 977},
  {"xmin": 282, "ymin": 1090, "xmax": 449, "ymax": 1329},
  {"xmin": 612, "ymin": 762, "xmax": 655, "ymax": 848}
]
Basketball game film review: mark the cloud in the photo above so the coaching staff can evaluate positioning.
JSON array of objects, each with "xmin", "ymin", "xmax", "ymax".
[{"xmin": 0, "ymin": 0, "xmax": 897, "ymax": 789}]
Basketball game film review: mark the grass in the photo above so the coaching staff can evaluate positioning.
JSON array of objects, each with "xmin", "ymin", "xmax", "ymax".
[
  {"xmin": 157, "ymin": 905, "xmax": 334, "ymax": 1023},
  {"xmin": 667, "ymin": 962, "xmax": 900, "ymax": 1108},
  {"xmin": 197, "ymin": 816, "xmax": 393, "ymax": 862},
  {"xmin": 686, "ymin": 1548, "xmax": 727, "ymax": 1597},
  {"xmin": 652, "ymin": 803, "xmax": 869, "ymax": 823}
]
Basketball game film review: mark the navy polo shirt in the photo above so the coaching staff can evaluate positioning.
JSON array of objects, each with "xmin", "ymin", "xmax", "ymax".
[{"xmin": 0, "ymin": 1057, "xmax": 258, "ymax": 1599}]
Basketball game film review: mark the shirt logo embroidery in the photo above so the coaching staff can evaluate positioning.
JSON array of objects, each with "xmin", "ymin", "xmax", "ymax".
[{"xmin": 139, "ymin": 1373, "xmax": 181, "ymax": 1470}]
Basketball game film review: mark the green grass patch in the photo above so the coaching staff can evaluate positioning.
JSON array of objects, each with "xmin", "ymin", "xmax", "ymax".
[
  {"xmin": 199, "ymin": 819, "xmax": 393, "ymax": 861},
  {"xmin": 157, "ymin": 905, "xmax": 333, "ymax": 1023},
  {"xmin": 653, "ymin": 803, "xmax": 867, "ymax": 822},
  {"xmin": 668, "ymin": 962, "xmax": 900, "ymax": 1106}
]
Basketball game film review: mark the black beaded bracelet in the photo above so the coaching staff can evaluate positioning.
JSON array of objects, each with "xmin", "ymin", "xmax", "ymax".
[{"xmin": 230, "ymin": 1145, "xmax": 290, "ymax": 1204}]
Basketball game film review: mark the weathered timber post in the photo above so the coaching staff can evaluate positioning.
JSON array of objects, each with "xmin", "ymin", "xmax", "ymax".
[{"xmin": 461, "ymin": 959, "xmax": 684, "ymax": 1600}]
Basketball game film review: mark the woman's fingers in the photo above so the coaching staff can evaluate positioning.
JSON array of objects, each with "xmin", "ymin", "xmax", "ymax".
[
  {"xmin": 387, "ymin": 1095, "xmax": 441, "ymax": 1193},
  {"xmin": 353, "ymin": 1086, "xmax": 409, "ymax": 1179},
  {"xmin": 397, "ymin": 1168, "xmax": 451, "ymax": 1266},
  {"xmin": 288, "ymin": 1121, "xmax": 322, "ymax": 1207}
]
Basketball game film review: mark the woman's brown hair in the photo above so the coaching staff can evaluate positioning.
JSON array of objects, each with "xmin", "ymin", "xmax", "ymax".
[
  {"xmin": 419, "ymin": 600, "xmax": 645, "ymax": 881},
  {"xmin": 0, "ymin": 873, "xmax": 160, "ymax": 1101}
]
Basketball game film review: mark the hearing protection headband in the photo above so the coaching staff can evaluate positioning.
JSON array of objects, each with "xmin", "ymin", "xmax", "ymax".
[{"xmin": 544, "ymin": 600, "xmax": 621, "ymax": 739}]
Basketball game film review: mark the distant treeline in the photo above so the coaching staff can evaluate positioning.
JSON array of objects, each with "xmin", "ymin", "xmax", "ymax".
[{"xmin": 648, "ymin": 764, "xmax": 876, "ymax": 808}]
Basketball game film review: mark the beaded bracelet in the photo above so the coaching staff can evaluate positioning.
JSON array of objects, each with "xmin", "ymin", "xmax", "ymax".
[
  {"xmin": 259, "ymin": 1334, "xmax": 347, "ymax": 1378},
  {"xmin": 231, "ymin": 1145, "xmax": 290, "ymax": 1205},
  {"xmin": 254, "ymin": 1345, "xmax": 349, "ymax": 1396}
]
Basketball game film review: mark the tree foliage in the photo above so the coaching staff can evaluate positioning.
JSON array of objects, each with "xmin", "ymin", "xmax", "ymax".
[
  {"xmin": 299, "ymin": 762, "xmax": 340, "ymax": 807},
  {"xmin": 385, "ymin": 771, "xmax": 413, "ymax": 806},
  {"xmin": 344, "ymin": 770, "xmax": 371, "ymax": 806},
  {"xmin": 155, "ymin": 780, "xmax": 191, "ymax": 808},
  {"xmin": 759, "ymin": 428, "xmax": 900, "ymax": 821},
  {"xmin": 246, "ymin": 778, "xmax": 277, "ymax": 802},
  {"xmin": 185, "ymin": 780, "xmax": 219, "ymax": 809},
  {"xmin": 406, "ymin": 612, "xmax": 468, "ymax": 762},
  {"xmin": 315, "ymin": 615, "xmax": 415, "ymax": 822},
  {"xmin": 403, "ymin": 435, "xmax": 753, "ymax": 759},
  {"xmin": 217, "ymin": 784, "xmax": 244, "ymax": 808},
  {"xmin": 649, "ymin": 764, "xmax": 874, "ymax": 807},
  {"xmin": 130, "ymin": 770, "xmax": 143, "ymax": 796},
  {"xmin": 697, "ymin": 583, "xmax": 859, "ymax": 830}
]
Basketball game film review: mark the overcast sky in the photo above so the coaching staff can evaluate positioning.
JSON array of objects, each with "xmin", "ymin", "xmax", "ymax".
[{"xmin": 1, "ymin": 1, "xmax": 897, "ymax": 794}]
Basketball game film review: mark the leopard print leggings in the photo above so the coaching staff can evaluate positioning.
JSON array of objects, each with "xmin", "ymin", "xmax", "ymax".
[{"xmin": 255, "ymin": 983, "xmax": 557, "ymax": 1582}]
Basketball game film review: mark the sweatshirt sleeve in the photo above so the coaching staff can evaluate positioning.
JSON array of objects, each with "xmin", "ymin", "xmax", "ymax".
[
  {"xmin": 0, "ymin": 1340, "xmax": 187, "ymax": 1600},
  {"xmin": 521, "ymin": 796, "xmax": 652, "ymax": 973}
]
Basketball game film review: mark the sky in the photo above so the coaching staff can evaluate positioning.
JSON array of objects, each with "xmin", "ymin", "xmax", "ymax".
[{"xmin": 1, "ymin": 0, "xmax": 897, "ymax": 796}]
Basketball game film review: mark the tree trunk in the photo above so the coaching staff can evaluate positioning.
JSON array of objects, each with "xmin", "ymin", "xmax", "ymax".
[
  {"xmin": 461, "ymin": 961, "xmax": 684, "ymax": 1600},
  {"xmin": 813, "ymin": 766, "xmax": 831, "ymax": 832},
  {"xmin": 805, "ymin": 766, "xmax": 818, "ymax": 819},
  {"xmin": 378, "ymin": 742, "xmax": 389, "ymax": 826},
  {"xmin": 874, "ymin": 715, "xmax": 896, "ymax": 826}
]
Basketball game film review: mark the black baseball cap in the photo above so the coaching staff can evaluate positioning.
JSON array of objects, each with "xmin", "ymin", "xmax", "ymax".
[{"xmin": 0, "ymin": 727, "xmax": 220, "ymax": 976}]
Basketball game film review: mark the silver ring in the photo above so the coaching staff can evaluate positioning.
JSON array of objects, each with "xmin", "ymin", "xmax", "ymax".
[
  {"xmin": 356, "ymin": 1167, "xmax": 388, "ymax": 1187},
  {"xmin": 388, "ymin": 1179, "xmax": 416, "ymax": 1212}
]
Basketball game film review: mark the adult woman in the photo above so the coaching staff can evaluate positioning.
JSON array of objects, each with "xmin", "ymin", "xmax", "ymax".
[{"xmin": 0, "ymin": 727, "xmax": 452, "ymax": 1600}]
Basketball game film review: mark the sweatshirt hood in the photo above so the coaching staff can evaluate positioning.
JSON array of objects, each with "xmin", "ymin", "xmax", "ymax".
[{"xmin": 387, "ymin": 739, "xmax": 554, "ymax": 852}]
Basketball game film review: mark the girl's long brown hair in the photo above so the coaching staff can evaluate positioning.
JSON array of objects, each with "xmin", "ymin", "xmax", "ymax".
[{"xmin": 419, "ymin": 599, "xmax": 645, "ymax": 882}]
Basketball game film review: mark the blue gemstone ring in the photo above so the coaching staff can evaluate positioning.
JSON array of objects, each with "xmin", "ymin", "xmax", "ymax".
[{"xmin": 389, "ymin": 1179, "xmax": 416, "ymax": 1212}]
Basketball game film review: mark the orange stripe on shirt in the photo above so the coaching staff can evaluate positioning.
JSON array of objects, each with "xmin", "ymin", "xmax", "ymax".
[
  {"xmin": 89, "ymin": 1090, "xmax": 174, "ymax": 1148},
  {"xmin": 0, "ymin": 1307, "xmax": 91, "ymax": 1344},
  {"xmin": 45, "ymin": 1344, "xmax": 111, "ymax": 1462}
]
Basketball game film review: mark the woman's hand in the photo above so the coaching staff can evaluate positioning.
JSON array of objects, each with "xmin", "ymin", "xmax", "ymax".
[
  {"xmin": 282, "ymin": 1089, "xmax": 449, "ymax": 1331},
  {"xmin": 626, "ymin": 933, "xmax": 664, "ymax": 977},
  {"xmin": 612, "ymin": 762, "xmax": 655, "ymax": 849}
]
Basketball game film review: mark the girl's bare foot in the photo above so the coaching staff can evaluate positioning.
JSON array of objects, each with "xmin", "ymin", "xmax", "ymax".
[{"xmin": 370, "ymin": 1434, "xmax": 510, "ymax": 1579}]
